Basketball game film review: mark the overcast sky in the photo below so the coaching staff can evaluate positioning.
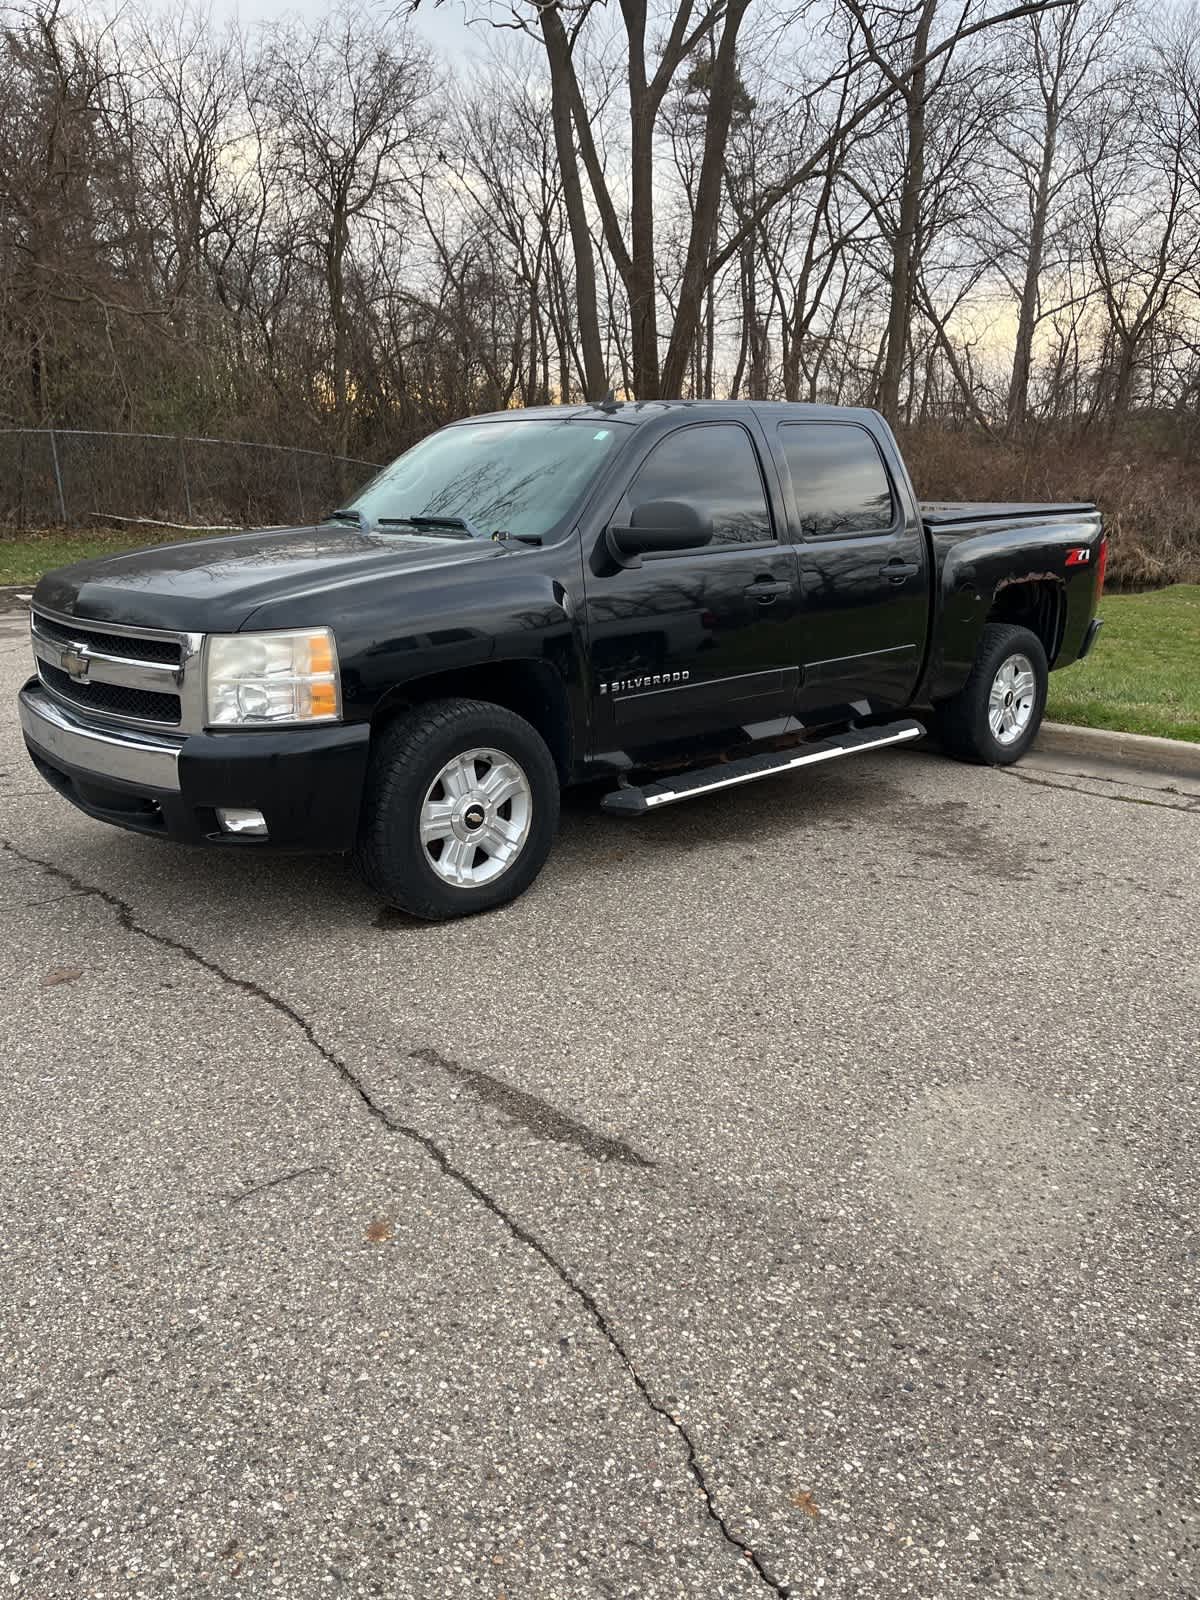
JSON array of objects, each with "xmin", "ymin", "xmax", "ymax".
[{"xmin": 210, "ymin": 0, "xmax": 491, "ymax": 59}]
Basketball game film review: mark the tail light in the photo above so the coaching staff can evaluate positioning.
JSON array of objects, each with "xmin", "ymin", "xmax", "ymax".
[{"xmin": 1096, "ymin": 534, "xmax": 1109, "ymax": 598}]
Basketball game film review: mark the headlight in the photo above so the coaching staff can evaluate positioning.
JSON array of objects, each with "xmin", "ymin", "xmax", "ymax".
[{"xmin": 205, "ymin": 628, "xmax": 341, "ymax": 727}]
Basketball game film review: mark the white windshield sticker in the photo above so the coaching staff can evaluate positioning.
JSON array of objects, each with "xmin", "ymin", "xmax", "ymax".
[{"xmin": 593, "ymin": 430, "xmax": 610, "ymax": 440}]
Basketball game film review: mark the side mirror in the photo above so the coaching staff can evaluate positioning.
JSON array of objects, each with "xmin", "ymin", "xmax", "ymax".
[{"xmin": 605, "ymin": 500, "xmax": 713, "ymax": 568}]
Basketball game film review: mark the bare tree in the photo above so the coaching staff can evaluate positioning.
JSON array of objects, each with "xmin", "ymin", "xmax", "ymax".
[
  {"xmin": 1081, "ymin": 28, "xmax": 1200, "ymax": 428},
  {"xmin": 983, "ymin": 0, "xmax": 1128, "ymax": 430},
  {"xmin": 255, "ymin": 6, "xmax": 437, "ymax": 456}
]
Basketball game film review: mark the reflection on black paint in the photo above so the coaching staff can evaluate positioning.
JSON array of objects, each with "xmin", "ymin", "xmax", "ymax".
[{"xmin": 32, "ymin": 522, "xmax": 507, "ymax": 632}]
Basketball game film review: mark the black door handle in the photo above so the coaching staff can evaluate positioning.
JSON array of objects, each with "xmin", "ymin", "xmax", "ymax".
[
  {"xmin": 745, "ymin": 578, "xmax": 792, "ymax": 603},
  {"xmin": 879, "ymin": 561, "xmax": 920, "ymax": 583}
]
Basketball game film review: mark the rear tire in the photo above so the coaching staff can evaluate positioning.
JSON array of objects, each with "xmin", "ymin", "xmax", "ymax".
[
  {"xmin": 935, "ymin": 623, "xmax": 1048, "ymax": 766},
  {"xmin": 355, "ymin": 698, "xmax": 560, "ymax": 920}
]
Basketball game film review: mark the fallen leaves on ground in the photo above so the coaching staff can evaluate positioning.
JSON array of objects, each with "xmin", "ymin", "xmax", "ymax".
[
  {"xmin": 791, "ymin": 1489, "xmax": 820, "ymax": 1519},
  {"xmin": 364, "ymin": 1216, "xmax": 395, "ymax": 1243},
  {"xmin": 40, "ymin": 966, "xmax": 83, "ymax": 987}
]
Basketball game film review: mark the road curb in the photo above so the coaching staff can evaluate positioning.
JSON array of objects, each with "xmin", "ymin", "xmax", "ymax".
[
  {"xmin": 0, "ymin": 584, "xmax": 33, "ymax": 615},
  {"xmin": 1036, "ymin": 721, "xmax": 1200, "ymax": 779}
]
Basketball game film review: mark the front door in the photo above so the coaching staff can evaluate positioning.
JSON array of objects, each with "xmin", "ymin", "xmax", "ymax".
[
  {"xmin": 771, "ymin": 418, "xmax": 928, "ymax": 725},
  {"xmin": 584, "ymin": 419, "xmax": 802, "ymax": 767}
]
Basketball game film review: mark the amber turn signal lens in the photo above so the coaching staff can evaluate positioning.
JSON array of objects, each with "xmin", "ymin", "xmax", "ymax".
[
  {"xmin": 309, "ymin": 681, "xmax": 338, "ymax": 718},
  {"xmin": 307, "ymin": 634, "xmax": 335, "ymax": 676}
]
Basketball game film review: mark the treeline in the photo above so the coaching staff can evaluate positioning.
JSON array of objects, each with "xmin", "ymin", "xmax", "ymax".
[{"xmin": 3, "ymin": 0, "xmax": 1200, "ymax": 579}]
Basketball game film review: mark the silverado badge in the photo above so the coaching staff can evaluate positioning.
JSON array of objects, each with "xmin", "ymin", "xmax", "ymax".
[{"xmin": 599, "ymin": 670, "xmax": 690, "ymax": 695}]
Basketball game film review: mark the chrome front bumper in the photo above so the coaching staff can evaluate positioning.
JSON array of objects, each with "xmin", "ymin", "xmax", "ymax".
[{"xmin": 19, "ymin": 681, "xmax": 183, "ymax": 791}]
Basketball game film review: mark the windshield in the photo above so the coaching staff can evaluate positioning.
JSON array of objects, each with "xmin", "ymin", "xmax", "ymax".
[{"xmin": 345, "ymin": 419, "xmax": 624, "ymax": 541}]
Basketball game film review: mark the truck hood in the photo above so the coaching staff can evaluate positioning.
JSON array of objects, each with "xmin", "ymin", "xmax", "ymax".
[{"xmin": 32, "ymin": 524, "xmax": 506, "ymax": 633}]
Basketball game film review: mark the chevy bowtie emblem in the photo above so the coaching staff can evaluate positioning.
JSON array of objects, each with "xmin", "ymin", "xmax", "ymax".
[{"xmin": 60, "ymin": 644, "xmax": 91, "ymax": 681}]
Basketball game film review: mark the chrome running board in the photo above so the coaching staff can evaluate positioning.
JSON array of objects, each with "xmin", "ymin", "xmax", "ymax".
[{"xmin": 600, "ymin": 719, "xmax": 925, "ymax": 816}]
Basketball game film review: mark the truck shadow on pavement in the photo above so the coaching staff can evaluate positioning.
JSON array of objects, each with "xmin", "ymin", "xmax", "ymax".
[
  {"xmin": 23, "ymin": 750, "xmax": 1033, "ymax": 935},
  {"xmin": 550, "ymin": 750, "xmax": 1042, "ymax": 890}
]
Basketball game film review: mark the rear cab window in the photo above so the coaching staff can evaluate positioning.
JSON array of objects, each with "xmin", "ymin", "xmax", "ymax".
[{"xmin": 777, "ymin": 423, "xmax": 896, "ymax": 538}]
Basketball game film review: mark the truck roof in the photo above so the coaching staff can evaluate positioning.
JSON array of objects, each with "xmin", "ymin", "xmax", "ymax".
[{"xmin": 457, "ymin": 400, "xmax": 889, "ymax": 429}]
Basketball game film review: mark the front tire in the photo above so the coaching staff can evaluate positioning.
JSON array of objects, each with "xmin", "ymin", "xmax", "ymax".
[
  {"xmin": 935, "ymin": 622, "xmax": 1048, "ymax": 765},
  {"xmin": 355, "ymin": 698, "xmax": 560, "ymax": 919}
]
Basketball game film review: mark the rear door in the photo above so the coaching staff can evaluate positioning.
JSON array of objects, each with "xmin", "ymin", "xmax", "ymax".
[
  {"xmin": 583, "ymin": 419, "xmax": 802, "ymax": 764},
  {"xmin": 771, "ymin": 419, "xmax": 928, "ymax": 724}
]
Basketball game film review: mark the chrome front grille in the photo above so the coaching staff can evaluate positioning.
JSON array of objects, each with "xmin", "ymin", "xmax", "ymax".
[
  {"xmin": 30, "ymin": 607, "xmax": 205, "ymax": 732},
  {"xmin": 33, "ymin": 609, "xmax": 183, "ymax": 666},
  {"xmin": 38, "ymin": 661, "xmax": 183, "ymax": 724}
]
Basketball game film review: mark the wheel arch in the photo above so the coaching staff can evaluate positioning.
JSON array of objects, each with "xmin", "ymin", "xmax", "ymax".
[
  {"xmin": 986, "ymin": 575, "xmax": 1066, "ymax": 666},
  {"xmin": 369, "ymin": 660, "xmax": 572, "ymax": 784}
]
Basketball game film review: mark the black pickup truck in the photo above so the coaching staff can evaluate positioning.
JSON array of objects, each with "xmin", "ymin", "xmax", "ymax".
[{"xmin": 19, "ymin": 401, "xmax": 1105, "ymax": 918}]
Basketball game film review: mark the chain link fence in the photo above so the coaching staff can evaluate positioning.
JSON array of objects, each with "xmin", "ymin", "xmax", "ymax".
[{"xmin": 0, "ymin": 429, "xmax": 382, "ymax": 531}]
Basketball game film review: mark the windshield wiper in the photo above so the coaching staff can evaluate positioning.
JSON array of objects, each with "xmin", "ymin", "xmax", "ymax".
[
  {"xmin": 377, "ymin": 513, "xmax": 486, "ymax": 540},
  {"xmin": 325, "ymin": 507, "xmax": 367, "ymax": 527}
]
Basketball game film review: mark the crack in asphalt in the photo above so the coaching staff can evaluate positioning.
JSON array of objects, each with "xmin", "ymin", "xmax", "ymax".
[
  {"xmin": 1001, "ymin": 766, "xmax": 1200, "ymax": 813},
  {"xmin": 0, "ymin": 836, "xmax": 789, "ymax": 1597},
  {"xmin": 1029, "ymin": 761, "xmax": 1195, "ymax": 795},
  {"xmin": 0, "ymin": 888, "xmax": 95, "ymax": 909},
  {"xmin": 216, "ymin": 1165, "xmax": 335, "ymax": 1205}
]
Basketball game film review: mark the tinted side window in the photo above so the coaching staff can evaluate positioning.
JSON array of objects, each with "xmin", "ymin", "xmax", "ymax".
[
  {"xmin": 629, "ymin": 423, "xmax": 772, "ymax": 547},
  {"xmin": 780, "ymin": 424, "xmax": 895, "ymax": 537}
]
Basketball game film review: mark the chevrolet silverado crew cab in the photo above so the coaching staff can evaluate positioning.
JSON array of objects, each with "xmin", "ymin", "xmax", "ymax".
[{"xmin": 19, "ymin": 401, "xmax": 1105, "ymax": 919}]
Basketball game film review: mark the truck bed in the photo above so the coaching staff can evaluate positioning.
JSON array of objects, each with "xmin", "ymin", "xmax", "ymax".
[{"xmin": 921, "ymin": 500, "xmax": 1097, "ymax": 527}]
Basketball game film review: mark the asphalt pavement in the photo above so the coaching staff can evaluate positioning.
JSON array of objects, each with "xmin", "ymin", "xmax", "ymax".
[{"xmin": 1, "ymin": 603, "xmax": 1197, "ymax": 1599}]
